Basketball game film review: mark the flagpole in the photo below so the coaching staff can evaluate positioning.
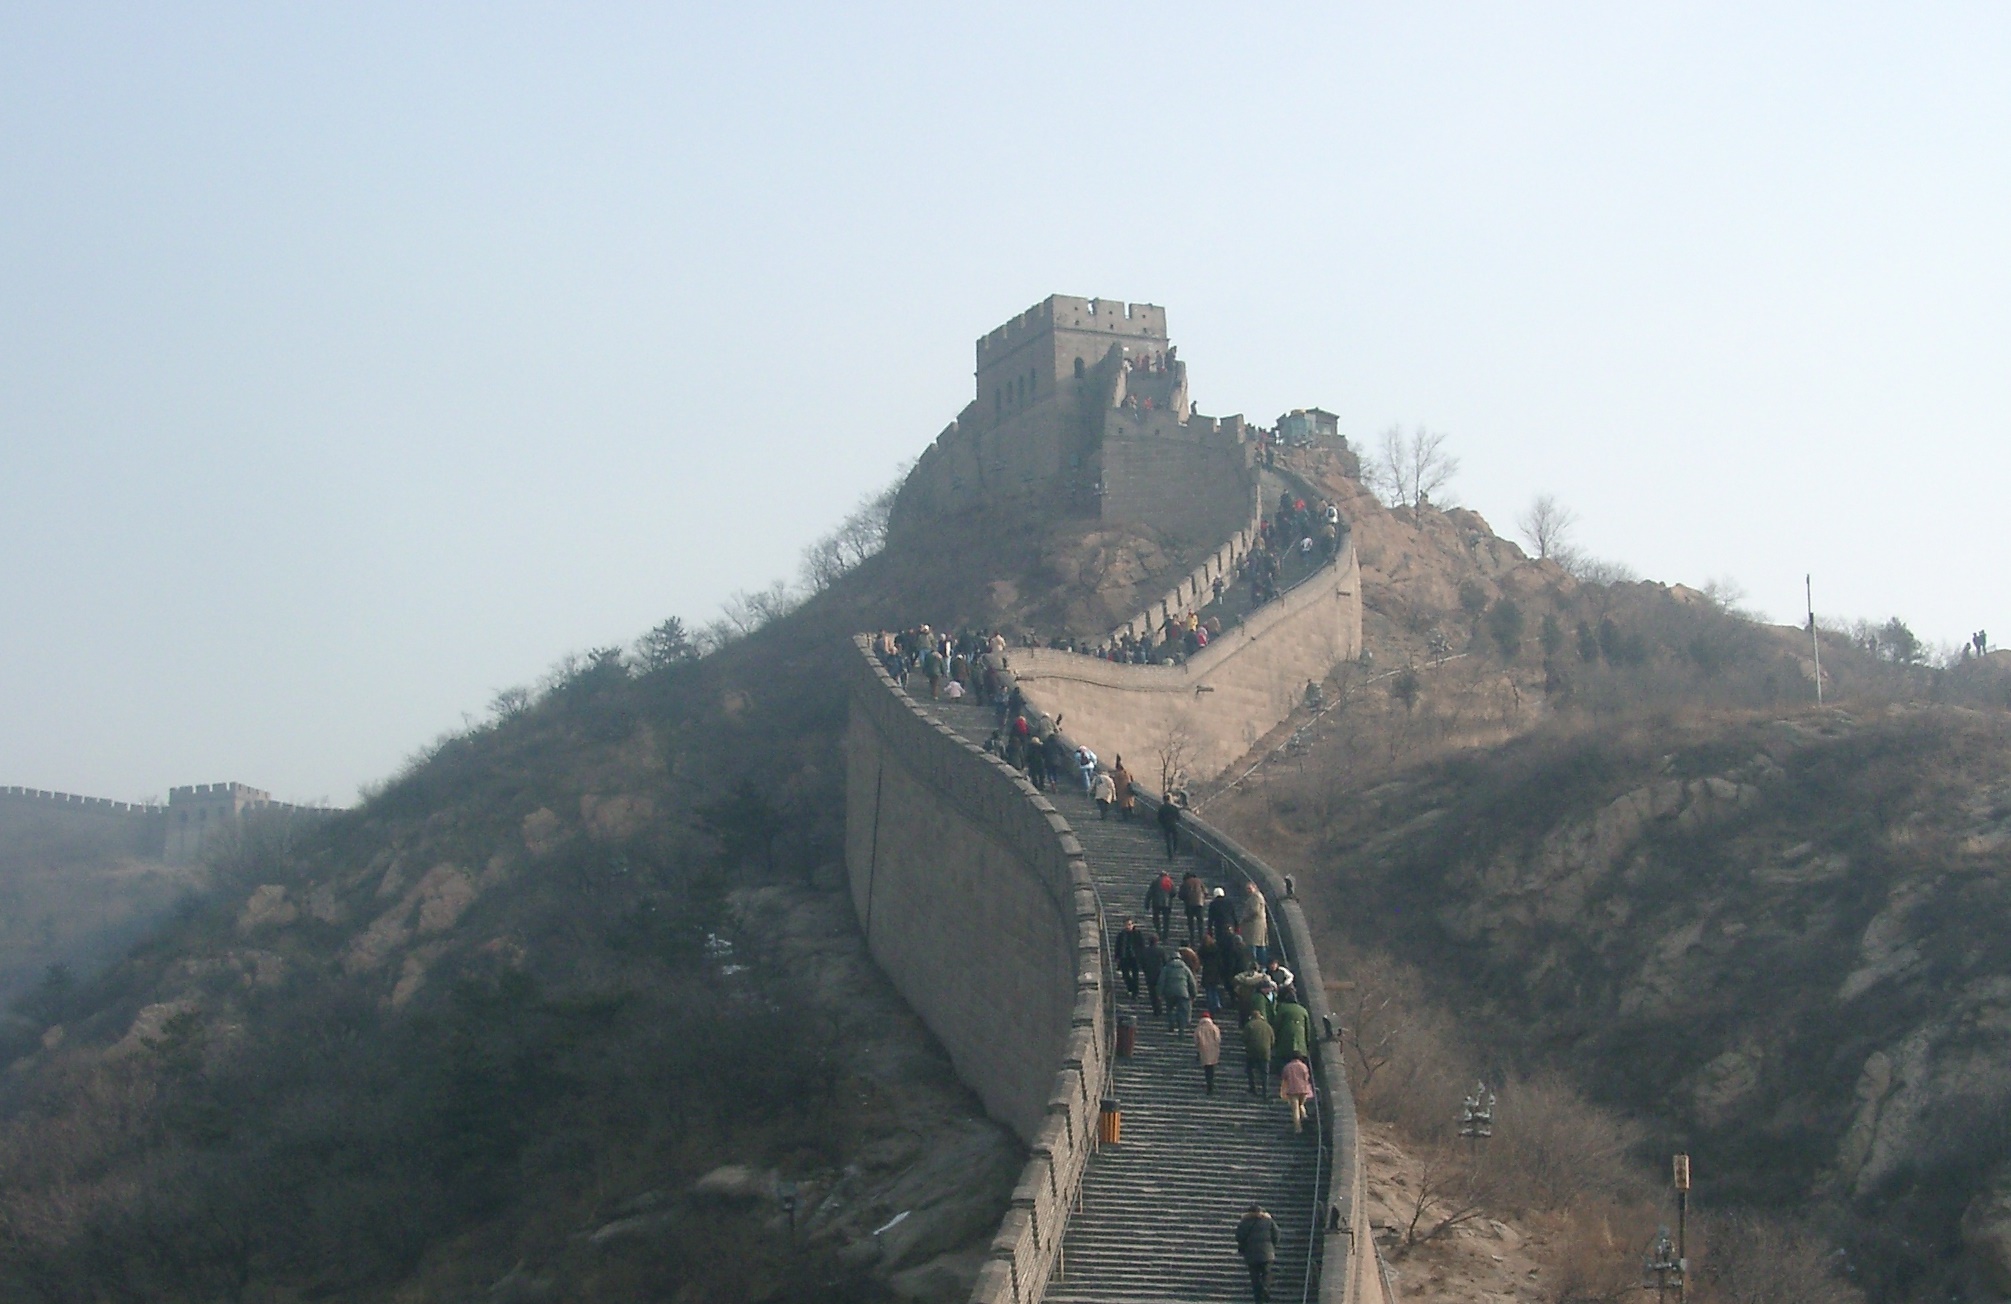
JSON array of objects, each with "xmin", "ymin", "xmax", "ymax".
[{"xmin": 1807, "ymin": 574, "xmax": 1823, "ymax": 705}]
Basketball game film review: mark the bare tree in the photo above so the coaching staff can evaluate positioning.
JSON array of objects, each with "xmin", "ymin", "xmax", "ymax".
[
  {"xmin": 1692, "ymin": 1211, "xmax": 1863, "ymax": 1304},
  {"xmin": 798, "ymin": 466, "xmax": 909, "ymax": 592},
  {"xmin": 1371, "ymin": 425, "xmax": 1460, "ymax": 513},
  {"xmin": 1154, "ymin": 716, "xmax": 1195, "ymax": 797},
  {"xmin": 719, "ymin": 581, "xmax": 799, "ymax": 638},
  {"xmin": 1393, "ymin": 1141, "xmax": 1494, "ymax": 1254},
  {"xmin": 1518, "ymin": 493, "xmax": 1579, "ymax": 562}
]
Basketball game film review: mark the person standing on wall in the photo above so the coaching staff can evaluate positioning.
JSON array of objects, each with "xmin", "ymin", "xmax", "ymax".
[
  {"xmin": 1158, "ymin": 945, "xmax": 1197, "ymax": 1035},
  {"xmin": 1111, "ymin": 756, "xmax": 1136, "ymax": 820},
  {"xmin": 1236, "ymin": 1203, "xmax": 1280, "ymax": 1303},
  {"xmin": 1091, "ymin": 768, "xmax": 1116, "ymax": 819},
  {"xmin": 1179, "ymin": 869, "xmax": 1207, "ymax": 944},
  {"xmin": 1279, "ymin": 1054, "xmax": 1315, "ymax": 1134},
  {"xmin": 1141, "ymin": 933, "xmax": 1168, "ymax": 1017},
  {"xmin": 1144, "ymin": 870, "xmax": 1176, "ymax": 939},
  {"xmin": 1195, "ymin": 1008, "xmax": 1221, "ymax": 1094},
  {"xmin": 1271, "ymin": 986, "xmax": 1312, "ymax": 1077},
  {"xmin": 1240, "ymin": 881, "xmax": 1269, "ymax": 966},
  {"xmin": 1114, "ymin": 918, "xmax": 1147, "ymax": 998},
  {"xmin": 1207, "ymin": 886, "xmax": 1237, "ymax": 946},
  {"xmin": 1243, "ymin": 1010, "xmax": 1275, "ymax": 1096}
]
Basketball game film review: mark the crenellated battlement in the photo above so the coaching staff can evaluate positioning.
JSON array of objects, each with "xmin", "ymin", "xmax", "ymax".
[
  {"xmin": 0, "ymin": 786, "xmax": 162, "ymax": 817},
  {"xmin": 892, "ymin": 295, "xmax": 1259, "ymax": 553},
  {"xmin": 4, "ymin": 778, "xmax": 338, "ymax": 864},
  {"xmin": 169, "ymin": 781, "xmax": 271, "ymax": 804},
  {"xmin": 975, "ymin": 295, "xmax": 1167, "ymax": 363}
]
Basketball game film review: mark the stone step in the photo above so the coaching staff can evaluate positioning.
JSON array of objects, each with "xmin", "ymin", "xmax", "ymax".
[{"xmin": 918, "ymin": 696, "xmax": 1323, "ymax": 1303}]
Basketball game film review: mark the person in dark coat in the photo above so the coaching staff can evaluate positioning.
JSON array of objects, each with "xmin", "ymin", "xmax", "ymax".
[
  {"xmin": 1143, "ymin": 870, "xmax": 1176, "ymax": 940},
  {"xmin": 1043, "ymin": 733, "xmax": 1072, "ymax": 790},
  {"xmin": 1179, "ymin": 871, "xmax": 1207, "ymax": 944},
  {"xmin": 1198, "ymin": 931, "xmax": 1227, "ymax": 1010},
  {"xmin": 1220, "ymin": 930, "xmax": 1252, "ymax": 986},
  {"xmin": 1236, "ymin": 1203, "xmax": 1280, "ymax": 1302},
  {"xmin": 1141, "ymin": 934, "xmax": 1168, "ymax": 1016},
  {"xmin": 1157, "ymin": 797, "xmax": 1182, "ymax": 861},
  {"xmin": 1243, "ymin": 1012, "xmax": 1275, "ymax": 1096},
  {"xmin": 1114, "ymin": 919, "xmax": 1148, "ymax": 998},
  {"xmin": 1207, "ymin": 886, "xmax": 1238, "ymax": 945},
  {"xmin": 1025, "ymin": 741, "xmax": 1048, "ymax": 790}
]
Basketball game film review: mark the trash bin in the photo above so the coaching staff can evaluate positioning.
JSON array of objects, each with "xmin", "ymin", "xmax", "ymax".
[
  {"xmin": 1098, "ymin": 1097, "xmax": 1122, "ymax": 1145},
  {"xmin": 1116, "ymin": 1014, "xmax": 1137, "ymax": 1057}
]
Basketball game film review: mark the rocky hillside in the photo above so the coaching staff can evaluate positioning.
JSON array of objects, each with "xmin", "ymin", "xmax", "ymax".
[
  {"xmin": 0, "ymin": 813, "xmax": 196, "ymax": 1011},
  {"xmin": 0, "ymin": 494, "xmax": 1212, "ymax": 1304},
  {"xmin": 1210, "ymin": 448, "xmax": 2011, "ymax": 1302}
]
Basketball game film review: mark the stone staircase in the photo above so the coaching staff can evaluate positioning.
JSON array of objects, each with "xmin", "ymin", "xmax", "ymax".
[{"xmin": 926, "ymin": 697, "xmax": 1322, "ymax": 1304}]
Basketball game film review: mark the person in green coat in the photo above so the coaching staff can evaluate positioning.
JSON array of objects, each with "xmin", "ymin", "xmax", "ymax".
[
  {"xmin": 1249, "ymin": 977, "xmax": 1279, "ymax": 1031},
  {"xmin": 1158, "ymin": 953, "xmax": 1197, "ymax": 1034},
  {"xmin": 1242, "ymin": 1012, "xmax": 1275, "ymax": 1096},
  {"xmin": 1270, "ymin": 990, "xmax": 1311, "ymax": 1071}
]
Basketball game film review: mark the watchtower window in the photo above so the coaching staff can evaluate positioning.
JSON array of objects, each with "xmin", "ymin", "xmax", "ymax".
[{"xmin": 1074, "ymin": 357, "xmax": 1085, "ymax": 378}]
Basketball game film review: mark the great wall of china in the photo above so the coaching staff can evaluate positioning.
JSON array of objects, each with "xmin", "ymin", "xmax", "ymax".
[
  {"xmin": 844, "ymin": 297, "xmax": 1389, "ymax": 1303},
  {"xmin": 0, "ymin": 781, "xmax": 334, "ymax": 865}
]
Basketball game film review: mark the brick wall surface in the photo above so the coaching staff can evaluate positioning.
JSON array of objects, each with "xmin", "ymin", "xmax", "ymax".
[
  {"xmin": 845, "ymin": 631, "xmax": 1378, "ymax": 1304},
  {"xmin": 1007, "ymin": 539, "xmax": 1364, "ymax": 785}
]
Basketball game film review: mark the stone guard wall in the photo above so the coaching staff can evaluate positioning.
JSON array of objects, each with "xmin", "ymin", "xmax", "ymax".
[
  {"xmin": 1128, "ymin": 790, "xmax": 1381, "ymax": 1304},
  {"xmin": 843, "ymin": 638, "xmax": 1110, "ymax": 1304},
  {"xmin": 0, "ymin": 787, "xmax": 165, "ymax": 860},
  {"xmin": 1007, "ymin": 537, "xmax": 1363, "ymax": 784}
]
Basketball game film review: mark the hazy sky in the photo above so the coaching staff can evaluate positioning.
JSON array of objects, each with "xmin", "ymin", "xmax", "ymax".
[{"xmin": 4, "ymin": 5, "xmax": 2006, "ymax": 805}]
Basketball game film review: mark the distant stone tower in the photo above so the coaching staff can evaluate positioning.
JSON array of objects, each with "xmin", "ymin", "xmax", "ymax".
[
  {"xmin": 164, "ymin": 783, "xmax": 271, "ymax": 864},
  {"xmin": 892, "ymin": 295, "xmax": 1255, "ymax": 547}
]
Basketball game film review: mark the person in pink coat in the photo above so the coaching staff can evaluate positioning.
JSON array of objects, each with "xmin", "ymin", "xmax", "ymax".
[{"xmin": 1278, "ymin": 1054, "xmax": 1315, "ymax": 1133}]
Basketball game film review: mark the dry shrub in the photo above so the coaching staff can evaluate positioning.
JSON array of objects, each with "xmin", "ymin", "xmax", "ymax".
[
  {"xmin": 1338, "ymin": 950, "xmax": 1475, "ymax": 1140},
  {"xmin": 1543, "ymin": 1203, "xmax": 1661, "ymax": 1304},
  {"xmin": 1490, "ymin": 1072, "xmax": 1643, "ymax": 1213},
  {"xmin": 1692, "ymin": 1210, "xmax": 1863, "ymax": 1304}
]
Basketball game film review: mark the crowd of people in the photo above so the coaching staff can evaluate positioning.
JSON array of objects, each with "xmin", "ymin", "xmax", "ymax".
[
  {"xmin": 1058, "ymin": 490, "xmax": 1347, "ymax": 665},
  {"xmin": 872, "ymin": 622, "xmax": 1311, "ymax": 1303},
  {"xmin": 1113, "ymin": 878, "xmax": 1316, "ymax": 1129},
  {"xmin": 872, "ymin": 492, "xmax": 1345, "ymax": 685}
]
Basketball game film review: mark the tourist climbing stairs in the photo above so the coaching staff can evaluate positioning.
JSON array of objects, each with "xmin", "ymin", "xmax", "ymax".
[{"xmin": 926, "ymin": 696, "xmax": 1322, "ymax": 1303}]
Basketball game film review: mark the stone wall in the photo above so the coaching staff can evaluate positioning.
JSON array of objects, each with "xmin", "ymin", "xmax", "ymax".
[
  {"xmin": 1006, "ymin": 538, "xmax": 1363, "ymax": 785},
  {"xmin": 844, "ymin": 632, "xmax": 1384, "ymax": 1303},
  {"xmin": 1098, "ymin": 424, "xmax": 1251, "ymax": 544},
  {"xmin": 843, "ymin": 638, "xmax": 1110, "ymax": 1303},
  {"xmin": 0, "ymin": 787, "xmax": 165, "ymax": 860},
  {"xmin": 1131, "ymin": 790, "xmax": 1378, "ymax": 1304},
  {"xmin": 0, "ymin": 783, "xmax": 335, "ymax": 865}
]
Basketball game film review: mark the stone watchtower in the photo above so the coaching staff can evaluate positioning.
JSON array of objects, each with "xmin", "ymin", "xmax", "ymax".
[
  {"xmin": 891, "ymin": 295, "xmax": 1254, "ymax": 547},
  {"xmin": 974, "ymin": 297, "xmax": 1174, "ymax": 427},
  {"xmin": 164, "ymin": 782, "xmax": 271, "ymax": 864}
]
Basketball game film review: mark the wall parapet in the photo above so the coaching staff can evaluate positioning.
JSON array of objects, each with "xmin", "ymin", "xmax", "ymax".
[
  {"xmin": 1123, "ymin": 788, "xmax": 1377, "ymax": 1304},
  {"xmin": 0, "ymin": 786, "xmax": 161, "ymax": 817},
  {"xmin": 1008, "ymin": 533, "xmax": 1362, "ymax": 786},
  {"xmin": 1108, "ymin": 480, "xmax": 1264, "ymax": 643},
  {"xmin": 844, "ymin": 638, "xmax": 1111, "ymax": 1304}
]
